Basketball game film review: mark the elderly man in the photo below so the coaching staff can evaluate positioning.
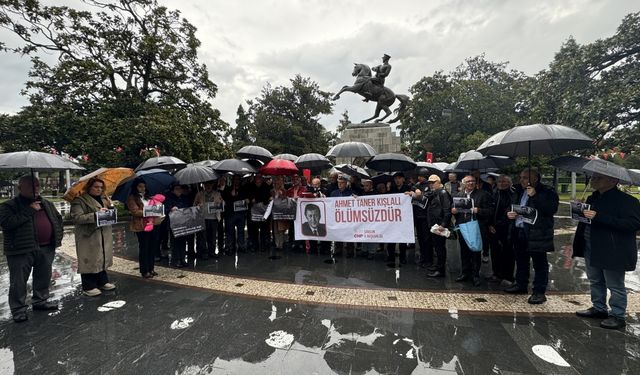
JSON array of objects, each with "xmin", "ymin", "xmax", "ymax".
[
  {"xmin": 444, "ymin": 173, "xmax": 460, "ymax": 196},
  {"xmin": 506, "ymin": 168, "xmax": 559, "ymax": 304},
  {"xmin": 0, "ymin": 175, "xmax": 64, "ymax": 322},
  {"xmin": 388, "ymin": 172, "xmax": 412, "ymax": 264},
  {"xmin": 573, "ymin": 173, "xmax": 640, "ymax": 329},
  {"xmin": 488, "ymin": 174, "xmax": 518, "ymax": 284},
  {"xmin": 408, "ymin": 168, "xmax": 431, "ymax": 266},
  {"xmin": 451, "ymin": 175, "xmax": 492, "ymax": 286}
]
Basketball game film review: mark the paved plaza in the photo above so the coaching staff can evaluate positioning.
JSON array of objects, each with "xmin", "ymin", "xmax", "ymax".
[{"xmin": 0, "ymin": 222, "xmax": 639, "ymax": 374}]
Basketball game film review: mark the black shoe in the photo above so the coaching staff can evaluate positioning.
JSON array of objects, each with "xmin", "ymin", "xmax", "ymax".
[
  {"xmin": 600, "ymin": 316, "xmax": 626, "ymax": 329},
  {"xmin": 472, "ymin": 277, "xmax": 481, "ymax": 286},
  {"xmin": 527, "ymin": 293, "xmax": 547, "ymax": 305},
  {"xmin": 485, "ymin": 275, "xmax": 501, "ymax": 283},
  {"xmin": 504, "ymin": 284, "xmax": 528, "ymax": 294},
  {"xmin": 426, "ymin": 270, "xmax": 445, "ymax": 278},
  {"xmin": 151, "ymin": 271, "xmax": 159, "ymax": 277},
  {"xmin": 455, "ymin": 274, "xmax": 469, "ymax": 282},
  {"xmin": 576, "ymin": 307, "xmax": 608, "ymax": 319},
  {"xmin": 13, "ymin": 313, "xmax": 28, "ymax": 323},
  {"xmin": 32, "ymin": 302, "xmax": 59, "ymax": 311}
]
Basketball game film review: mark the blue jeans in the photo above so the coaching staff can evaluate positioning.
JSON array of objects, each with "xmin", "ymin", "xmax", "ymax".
[{"xmin": 585, "ymin": 248, "xmax": 627, "ymax": 318}]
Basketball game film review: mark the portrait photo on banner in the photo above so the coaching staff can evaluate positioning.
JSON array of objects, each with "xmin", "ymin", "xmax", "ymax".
[{"xmin": 300, "ymin": 202, "xmax": 327, "ymax": 237}]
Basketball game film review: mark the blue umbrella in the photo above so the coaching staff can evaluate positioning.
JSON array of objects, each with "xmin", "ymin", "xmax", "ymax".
[{"xmin": 112, "ymin": 168, "xmax": 176, "ymax": 202}]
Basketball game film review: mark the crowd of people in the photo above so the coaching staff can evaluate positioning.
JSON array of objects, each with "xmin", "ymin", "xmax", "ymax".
[{"xmin": 1, "ymin": 166, "xmax": 639, "ymax": 330}]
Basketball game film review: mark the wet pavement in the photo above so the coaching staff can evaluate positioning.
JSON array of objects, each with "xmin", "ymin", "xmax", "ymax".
[{"xmin": 0, "ymin": 221, "xmax": 639, "ymax": 374}]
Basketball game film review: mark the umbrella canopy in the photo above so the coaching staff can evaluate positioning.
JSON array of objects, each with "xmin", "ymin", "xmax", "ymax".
[
  {"xmin": 454, "ymin": 150, "xmax": 513, "ymax": 172},
  {"xmin": 443, "ymin": 162, "xmax": 468, "ymax": 173},
  {"xmin": 432, "ymin": 162, "xmax": 449, "ymax": 171},
  {"xmin": 295, "ymin": 153, "xmax": 333, "ymax": 170},
  {"xmin": 326, "ymin": 141, "xmax": 377, "ymax": 158},
  {"xmin": 174, "ymin": 165, "xmax": 219, "ymax": 185},
  {"xmin": 273, "ymin": 153, "xmax": 299, "ymax": 162},
  {"xmin": 477, "ymin": 124, "xmax": 593, "ymax": 157},
  {"xmin": 259, "ymin": 159, "xmax": 299, "ymax": 176},
  {"xmin": 135, "ymin": 156, "xmax": 186, "ymax": 172},
  {"xmin": 551, "ymin": 156, "xmax": 640, "ymax": 185},
  {"xmin": 112, "ymin": 169, "xmax": 176, "ymax": 202},
  {"xmin": 415, "ymin": 162, "xmax": 445, "ymax": 178},
  {"xmin": 371, "ymin": 173, "xmax": 393, "ymax": 186},
  {"xmin": 334, "ymin": 164, "xmax": 370, "ymax": 179},
  {"xmin": 63, "ymin": 167, "xmax": 134, "ymax": 202},
  {"xmin": 366, "ymin": 153, "xmax": 416, "ymax": 172},
  {"xmin": 213, "ymin": 159, "xmax": 258, "ymax": 174},
  {"xmin": 236, "ymin": 145, "xmax": 273, "ymax": 162},
  {"xmin": 0, "ymin": 151, "xmax": 84, "ymax": 172},
  {"xmin": 190, "ymin": 159, "xmax": 218, "ymax": 167}
]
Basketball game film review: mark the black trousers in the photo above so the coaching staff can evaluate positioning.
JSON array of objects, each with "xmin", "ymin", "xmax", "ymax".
[
  {"xmin": 414, "ymin": 218, "xmax": 430, "ymax": 265},
  {"xmin": 202, "ymin": 219, "xmax": 218, "ymax": 255},
  {"xmin": 249, "ymin": 220, "xmax": 271, "ymax": 252},
  {"xmin": 387, "ymin": 243, "xmax": 407, "ymax": 261},
  {"xmin": 136, "ymin": 229, "xmax": 158, "ymax": 275},
  {"xmin": 171, "ymin": 234, "xmax": 187, "ymax": 265},
  {"xmin": 430, "ymin": 233, "xmax": 448, "ymax": 273},
  {"xmin": 489, "ymin": 225, "xmax": 515, "ymax": 281},
  {"xmin": 6, "ymin": 246, "xmax": 55, "ymax": 315},
  {"xmin": 81, "ymin": 270, "xmax": 109, "ymax": 291},
  {"xmin": 513, "ymin": 228, "xmax": 549, "ymax": 294},
  {"xmin": 217, "ymin": 213, "xmax": 225, "ymax": 251},
  {"xmin": 458, "ymin": 235, "xmax": 481, "ymax": 277}
]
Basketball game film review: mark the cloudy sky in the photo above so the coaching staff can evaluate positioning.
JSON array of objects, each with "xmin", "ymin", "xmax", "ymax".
[{"xmin": 1, "ymin": 0, "xmax": 638, "ymax": 132}]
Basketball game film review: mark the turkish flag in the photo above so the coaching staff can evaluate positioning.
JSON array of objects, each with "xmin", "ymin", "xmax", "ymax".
[{"xmin": 425, "ymin": 152, "xmax": 433, "ymax": 163}]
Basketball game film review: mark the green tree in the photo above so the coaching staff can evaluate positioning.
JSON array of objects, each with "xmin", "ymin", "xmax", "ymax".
[
  {"xmin": 399, "ymin": 55, "xmax": 526, "ymax": 161},
  {"xmin": 523, "ymin": 12, "xmax": 640, "ymax": 152},
  {"xmin": 231, "ymin": 104, "xmax": 254, "ymax": 152},
  {"xmin": 0, "ymin": 0, "xmax": 228, "ymax": 167},
  {"xmin": 247, "ymin": 75, "xmax": 334, "ymax": 155}
]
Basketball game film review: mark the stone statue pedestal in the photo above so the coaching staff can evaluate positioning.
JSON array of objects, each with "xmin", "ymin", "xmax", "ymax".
[{"xmin": 335, "ymin": 122, "xmax": 401, "ymax": 165}]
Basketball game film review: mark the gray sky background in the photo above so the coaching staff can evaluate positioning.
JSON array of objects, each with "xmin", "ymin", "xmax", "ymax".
[{"xmin": 1, "ymin": 0, "xmax": 638, "ymax": 133}]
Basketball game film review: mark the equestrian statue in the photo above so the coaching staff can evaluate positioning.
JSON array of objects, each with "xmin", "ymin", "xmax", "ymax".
[{"xmin": 332, "ymin": 54, "xmax": 409, "ymax": 123}]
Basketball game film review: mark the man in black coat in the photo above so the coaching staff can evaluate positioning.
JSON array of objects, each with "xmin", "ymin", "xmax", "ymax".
[
  {"xmin": 451, "ymin": 175, "xmax": 492, "ymax": 286},
  {"xmin": 423, "ymin": 175, "xmax": 452, "ymax": 278},
  {"xmin": 387, "ymin": 172, "xmax": 411, "ymax": 264},
  {"xmin": 506, "ymin": 168, "xmax": 559, "ymax": 305},
  {"xmin": 408, "ymin": 168, "xmax": 431, "ymax": 267},
  {"xmin": 572, "ymin": 173, "xmax": 640, "ymax": 329},
  {"xmin": 488, "ymin": 174, "xmax": 518, "ymax": 283},
  {"xmin": 0, "ymin": 175, "xmax": 64, "ymax": 323}
]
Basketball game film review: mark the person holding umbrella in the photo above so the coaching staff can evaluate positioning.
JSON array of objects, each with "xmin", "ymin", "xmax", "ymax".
[
  {"xmin": 194, "ymin": 180, "xmax": 223, "ymax": 259},
  {"xmin": 505, "ymin": 168, "xmax": 559, "ymax": 304},
  {"xmin": 572, "ymin": 173, "xmax": 640, "ymax": 329},
  {"xmin": 126, "ymin": 178, "xmax": 162, "ymax": 276},
  {"xmin": 0, "ymin": 175, "xmax": 64, "ymax": 322},
  {"xmin": 70, "ymin": 178, "xmax": 116, "ymax": 296}
]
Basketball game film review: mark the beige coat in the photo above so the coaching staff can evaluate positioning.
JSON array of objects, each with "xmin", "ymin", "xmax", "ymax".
[{"xmin": 71, "ymin": 193, "xmax": 114, "ymax": 274}]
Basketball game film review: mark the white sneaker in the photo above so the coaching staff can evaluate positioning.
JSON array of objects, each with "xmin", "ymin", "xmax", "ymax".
[
  {"xmin": 100, "ymin": 283, "xmax": 116, "ymax": 291},
  {"xmin": 83, "ymin": 288, "xmax": 102, "ymax": 297}
]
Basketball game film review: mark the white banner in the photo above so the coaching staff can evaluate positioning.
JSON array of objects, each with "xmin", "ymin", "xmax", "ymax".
[{"xmin": 294, "ymin": 193, "xmax": 415, "ymax": 243}]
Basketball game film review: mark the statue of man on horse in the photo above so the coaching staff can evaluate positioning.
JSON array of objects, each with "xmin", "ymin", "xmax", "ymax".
[{"xmin": 333, "ymin": 54, "xmax": 409, "ymax": 124}]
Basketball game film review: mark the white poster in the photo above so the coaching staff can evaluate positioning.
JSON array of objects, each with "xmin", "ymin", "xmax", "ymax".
[
  {"xmin": 294, "ymin": 194, "xmax": 415, "ymax": 243},
  {"xmin": 570, "ymin": 201, "xmax": 591, "ymax": 224},
  {"xmin": 96, "ymin": 208, "xmax": 117, "ymax": 227}
]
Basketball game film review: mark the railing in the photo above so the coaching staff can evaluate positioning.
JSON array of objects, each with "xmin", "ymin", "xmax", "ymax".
[{"xmin": 53, "ymin": 201, "xmax": 71, "ymax": 216}]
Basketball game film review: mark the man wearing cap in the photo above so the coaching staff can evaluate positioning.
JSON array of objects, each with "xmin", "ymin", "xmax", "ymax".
[
  {"xmin": 388, "ymin": 172, "xmax": 411, "ymax": 263},
  {"xmin": 572, "ymin": 173, "xmax": 640, "ymax": 329},
  {"xmin": 372, "ymin": 54, "xmax": 392, "ymax": 86},
  {"xmin": 424, "ymin": 175, "xmax": 452, "ymax": 278}
]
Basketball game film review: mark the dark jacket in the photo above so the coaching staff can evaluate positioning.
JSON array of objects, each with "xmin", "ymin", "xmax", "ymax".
[
  {"xmin": 330, "ymin": 187, "xmax": 353, "ymax": 197},
  {"xmin": 222, "ymin": 184, "xmax": 248, "ymax": 213},
  {"xmin": 492, "ymin": 187, "xmax": 518, "ymax": 228},
  {"xmin": 388, "ymin": 183, "xmax": 411, "ymax": 194},
  {"xmin": 426, "ymin": 188, "xmax": 452, "ymax": 228},
  {"xmin": 572, "ymin": 187, "xmax": 640, "ymax": 271},
  {"xmin": 453, "ymin": 189, "xmax": 492, "ymax": 225},
  {"xmin": 411, "ymin": 181, "xmax": 430, "ymax": 219},
  {"xmin": 515, "ymin": 182, "xmax": 559, "ymax": 252},
  {"xmin": 0, "ymin": 196, "xmax": 64, "ymax": 255}
]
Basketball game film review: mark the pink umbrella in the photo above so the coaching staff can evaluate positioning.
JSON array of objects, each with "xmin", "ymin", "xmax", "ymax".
[{"xmin": 259, "ymin": 159, "xmax": 299, "ymax": 176}]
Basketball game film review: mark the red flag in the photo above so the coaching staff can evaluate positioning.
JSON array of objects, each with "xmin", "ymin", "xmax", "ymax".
[{"xmin": 425, "ymin": 152, "xmax": 433, "ymax": 163}]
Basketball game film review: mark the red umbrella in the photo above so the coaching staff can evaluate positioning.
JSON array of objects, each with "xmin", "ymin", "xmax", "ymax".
[{"xmin": 259, "ymin": 159, "xmax": 299, "ymax": 176}]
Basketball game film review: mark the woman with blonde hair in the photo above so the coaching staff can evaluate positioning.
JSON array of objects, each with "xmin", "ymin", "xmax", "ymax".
[{"xmin": 70, "ymin": 177, "xmax": 116, "ymax": 296}]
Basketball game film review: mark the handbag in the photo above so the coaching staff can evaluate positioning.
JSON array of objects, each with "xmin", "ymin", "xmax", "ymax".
[{"xmin": 457, "ymin": 219, "xmax": 483, "ymax": 252}]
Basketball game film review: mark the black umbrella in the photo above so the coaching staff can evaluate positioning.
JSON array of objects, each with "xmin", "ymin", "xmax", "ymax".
[
  {"xmin": 551, "ymin": 156, "xmax": 640, "ymax": 185},
  {"xmin": 236, "ymin": 145, "xmax": 273, "ymax": 162},
  {"xmin": 415, "ymin": 162, "xmax": 445, "ymax": 178},
  {"xmin": 295, "ymin": 153, "xmax": 333, "ymax": 170},
  {"xmin": 112, "ymin": 169, "xmax": 176, "ymax": 202},
  {"xmin": 371, "ymin": 173, "xmax": 393, "ymax": 186},
  {"xmin": 174, "ymin": 165, "xmax": 219, "ymax": 185},
  {"xmin": 453, "ymin": 150, "xmax": 513, "ymax": 172},
  {"xmin": 334, "ymin": 164, "xmax": 370, "ymax": 179},
  {"xmin": 366, "ymin": 153, "xmax": 416, "ymax": 172},
  {"xmin": 273, "ymin": 153, "xmax": 299, "ymax": 162},
  {"xmin": 326, "ymin": 141, "xmax": 377, "ymax": 158},
  {"xmin": 135, "ymin": 156, "xmax": 187, "ymax": 172},
  {"xmin": 213, "ymin": 159, "xmax": 258, "ymax": 174}
]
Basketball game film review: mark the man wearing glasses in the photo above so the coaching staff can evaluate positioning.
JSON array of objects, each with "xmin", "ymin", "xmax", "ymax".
[{"xmin": 450, "ymin": 176, "xmax": 492, "ymax": 286}]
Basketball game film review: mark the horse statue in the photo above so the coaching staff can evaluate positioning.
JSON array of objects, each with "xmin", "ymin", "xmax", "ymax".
[{"xmin": 332, "ymin": 63, "xmax": 409, "ymax": 123}]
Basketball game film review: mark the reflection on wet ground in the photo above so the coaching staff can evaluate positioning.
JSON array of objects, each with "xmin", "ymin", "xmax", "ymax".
[{"xmin": 0, "ymin": 221, "xmax": 639, "ymax": 374}]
